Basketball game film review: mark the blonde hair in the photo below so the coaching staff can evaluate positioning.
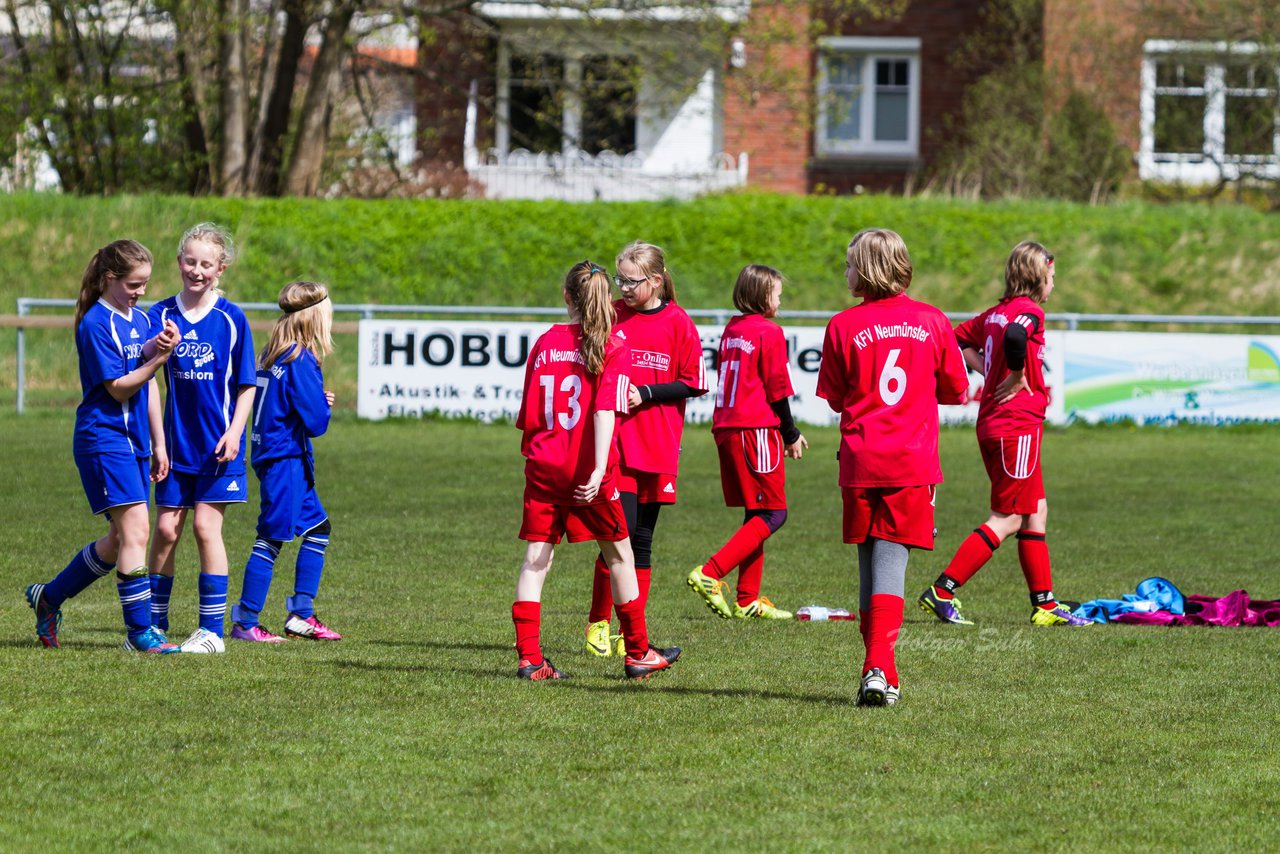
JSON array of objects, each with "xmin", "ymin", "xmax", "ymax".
[
  {"xmin": 848, "ymin": 228, "xmax": 913, "ymax": 298},
  {"xmin": 75, "ymin": 240, "xmax": 153, "ymax": 328},
  {"xmin": 732, "ymin": 264, "xmax": 783, "ymax": 316},
  {"xmin": 178, "ymin": 222, "xmax": 237, "ymax": 267},
  {"xmin": 1004, "ymin": 241, "xmax": 1054, "ymax": 301},
  {"xmin": 564, "ymin": 260, "xmax": 616, "ymax": 375},
  {"xmin": 259, "ymin": 281, "xmax": 334, "ymax": 369},
  {"xmin": 616, "ymin": 241, "xmax": 677, "ymax": 303}
]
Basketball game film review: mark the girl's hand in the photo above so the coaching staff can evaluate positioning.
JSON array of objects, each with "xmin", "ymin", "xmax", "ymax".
[
  {"xmin": 994, "ymin": 369, "xmax": 1030, "ymax": 404},
  {"xmin": 151, "ymin": 446, "xmax": 170, "ymax": 482},
  {"xmin": 156, "ymin": 320, "xmax": 180, "ymax": 352},
  {"xmin": 785, "ymin": 434, "xmax": 809, "ymax": 459},
  {"xmin": 627, "ymin": 383, "xmax": 643, "ymax": 408},
  {"xmin": 574, "ymin": 468, "xmax": 606, "ymax": 503},
  {"xmin": 324, "ymin": 390, "xmax": 336, "ymax": 408},
  {"xmin": 214, "ymin": 429, "xmax": 241, "ymax": 463}
]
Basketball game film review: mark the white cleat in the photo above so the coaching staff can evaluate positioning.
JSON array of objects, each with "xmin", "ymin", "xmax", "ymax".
[{"xmin": 179, "ymin": 627, "xmax": 227, "ymax": 654}]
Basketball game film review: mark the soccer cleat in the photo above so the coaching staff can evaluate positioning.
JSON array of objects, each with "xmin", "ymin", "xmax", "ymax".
[
  {"xmin": 585, "ymin": 619, "xmax": 614, "ymax": 656},
  {"xmin": 1030, "ymin": 604, "xmax": 1093, "ymax": 627},
  {"xmin": 122, "ymin": 627, "xmax": 180, "ymax": 654},
  {"xmin": 917, "ymin": 587, "xmax": 975, "ymax": 626},
  {"xmin": 857, "ymin": 667, "xmax": 900, "ymax": 707},
  {"xmin": 732, "ymin": 596, "xmax": 793, "ymax": 620},
  {"xmin": 230, "ymin": 623, "xmax": 287, "ymax": 643},
  {"xmin": 284, "ymin": 614, "xmax": 343, "ymax": 640},
  {"xmin": 686, "ymin": 566, "xmax": 732, "ymax": 619},
  {"xmin": 624, "ymin": 646, "xmax": 682, "ymax": 679},
  {"xmin": 517, "ymin": 657, "xmax": 569, "ymax": 680},
  {"xmin": 178, "ymin": 627, "xmax": 226, "ymax": 654},
  {"xmin": 25, "ymin": 583, "xmax": 62, "ymax": 648}
]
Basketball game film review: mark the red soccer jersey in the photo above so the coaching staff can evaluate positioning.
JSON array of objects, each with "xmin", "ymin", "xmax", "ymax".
[
  {"xmin": 613, "ymin": 299, "xmax": 708, "ymax": 474},
  {"xmin": 517, "ymin": 323, "xmax": 629, "ymax": 504},
  {"xmin": 953, "ymin": 296, "xmax": 1047, "ymax": 441},
  {"xmin": 712, "ymin": 313, "xmax": 794, "ymax": 431},
  {"xmin": 816, "ymin": 293, "xmax": 969, "ymax": 487}
]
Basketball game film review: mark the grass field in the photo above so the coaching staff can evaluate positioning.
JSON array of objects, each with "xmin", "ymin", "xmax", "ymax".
[{"xmin": 2, "ymin": 410, "xmax": 1279, "ymax": 850}]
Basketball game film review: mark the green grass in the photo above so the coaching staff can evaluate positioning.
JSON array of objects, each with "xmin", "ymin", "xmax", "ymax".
[{"xmin": 2, "ymin": 410, "xmax": 1278, "ymax": 849}]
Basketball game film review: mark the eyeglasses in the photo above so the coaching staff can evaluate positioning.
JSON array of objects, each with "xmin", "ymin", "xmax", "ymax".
[{"xmin": 613, "ymin": 272, "xmax": 652, "ymax": 290}]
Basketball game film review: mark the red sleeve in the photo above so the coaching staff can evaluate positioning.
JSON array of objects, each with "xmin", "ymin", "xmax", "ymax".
[
  {"xmin": 815, "ymin": 317, "xmax": 846, "ymax": 413},
  {"xmin": 673, "ymin": 312, "xmax": 708, "ymax": 393},
  {"xmin": 935, "ymin": 321, "xmax": 970, "ymax": 405},
  {"xmin": 760, "ymin": 323, "xmax": 794, "ymax": 403},
  {"xmin": 953, "ymin": 311, "xmax": 985, "ymax": 350},
  {"xmin": 595, "ymin": 339, "xmax": 630, "ymax": 415}
]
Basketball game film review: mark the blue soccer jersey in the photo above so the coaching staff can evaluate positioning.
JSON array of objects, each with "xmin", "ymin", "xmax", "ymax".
[
  {"xmin": 149, "ymin": 296, "xmax": 257, "ymax": 475},
  {"xmin": 250, "ymin": 346, "xmax": 330, "ymax": 468},
  {"xmin": 74, "ymin": 300, "xmax": 155, "ymax": 458}
]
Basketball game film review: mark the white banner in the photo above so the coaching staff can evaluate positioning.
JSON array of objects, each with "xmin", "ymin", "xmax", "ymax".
[{"xmin": 358, "ymin": 318, "xmax": 1044, "ymax": 425}]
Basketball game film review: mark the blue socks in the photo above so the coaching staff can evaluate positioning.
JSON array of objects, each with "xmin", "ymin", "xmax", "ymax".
[
  {"xmin": 116, "ymin": 575, "xmax": 152, "ymax": 635},
  {"xmin": 198, "ymin": 573, "xmax": 228, "ymax": 636},
  {"xmin": 44, "ymin": 542, "xmax": 115, "ymax": 610},
  {"xmin": 149, "ymin": 574, "xmax": 174, "ymax": 631},
  {"xmin": 234, "ymin": 538, "xmax": 281, "ymax": 628},
  {"xmin": 290, "ymin": 530, "xmax": 329, "ymax": 618}
]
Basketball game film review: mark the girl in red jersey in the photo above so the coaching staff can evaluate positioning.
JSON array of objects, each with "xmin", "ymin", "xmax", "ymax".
[
  {"xmin": 688, "ymin": 265, "xmax": 806, "ymax": 620},
  {"xmin": 583, "ymin": 241, "xmax": 708, "ymax": 657},
  {"xmin": 513, "ymin": 261, "xmax": 682, "ymax": 680},
  {"xmin": 816, "ymin": 228, "xmax": 970, "ymax": 707},
  {"xmin": 916, "ymin": 241, "xmax": 1091, "ymax": 628}
]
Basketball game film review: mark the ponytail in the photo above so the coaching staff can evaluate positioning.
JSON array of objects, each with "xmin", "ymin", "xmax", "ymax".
[
  {"xmin": 75, "ymin": 240, "xmax": 154, "ymax": 328},
  {"xmin": 617, "ymin": 240, "xmax": 676, "ymax": 304},
  {"xmin": 564, "ymin": 260, "xmax": 615, "ymax": 375}
]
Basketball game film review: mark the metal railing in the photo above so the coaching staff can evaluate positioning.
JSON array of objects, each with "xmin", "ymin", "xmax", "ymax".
[{"xmin": 13, "ymin": 296, "xmax": 1280, "ymax": 413}]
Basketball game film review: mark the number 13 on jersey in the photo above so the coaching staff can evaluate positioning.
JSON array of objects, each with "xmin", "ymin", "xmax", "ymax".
[{"xmin": 539, "ymin": 374, "xmax": 583, "ymax": 429}]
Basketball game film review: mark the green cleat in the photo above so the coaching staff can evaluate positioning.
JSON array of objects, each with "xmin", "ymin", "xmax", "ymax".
[
  {"xmin": 687, "ymin": 566, "xmax": 733, "ymax": 619},
  {"xmin": 1030, "ymin": 604, "xmax": 1093, "ymax": 627},
  {"xmin": 585, "ymin": 620, "xmax": 614, "ymax": 656},
  {"xmin": 733, "ymin": 596, "xmax": 793, "ymax": 620}
]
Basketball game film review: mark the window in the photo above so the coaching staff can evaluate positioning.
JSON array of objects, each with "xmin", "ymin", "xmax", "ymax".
[
  {"xmin": 816, "ymin": 37, "xmax": 920, "ymax": 158},
  {"xmin": 1142, "ymin": 41, "xmax": 1280, "ymax": 180},
  {"xmin": 500, "ymin": 49, "xmax": 637, "ymax": 155}
]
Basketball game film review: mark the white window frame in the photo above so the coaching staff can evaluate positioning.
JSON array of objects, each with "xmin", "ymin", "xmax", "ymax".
[
  {"xmin": 815, "ymin": 36, "xmax": 920, "ymax": 158},
  {"xmin": 1140, "ymin": 39, "xmax": 1280, "ymax": 182}
]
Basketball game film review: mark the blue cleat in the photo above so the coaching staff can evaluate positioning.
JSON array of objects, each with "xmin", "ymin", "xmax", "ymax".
[
  {"xmin": 25, "ymin": 583, "xmax": 62, "ymax": 648},
  {"xmin": 122, "ymin": 626, "xmax": 181, "ymax": 654}
]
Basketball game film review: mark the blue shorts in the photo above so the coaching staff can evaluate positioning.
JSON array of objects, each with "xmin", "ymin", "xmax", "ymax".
[
  {"xmin": 75, "ymin": 451, "xmax": 150, "ymax": 516},
  {"xmin": 155, "ymin": 470, "xmax": 249, "ymax": 508},
  {"xmin": 254, "ymin": 457, "xmax": 327, "ymax": 541}
]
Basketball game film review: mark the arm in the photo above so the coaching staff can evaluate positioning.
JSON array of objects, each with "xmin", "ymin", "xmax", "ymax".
[
  {"xmin": 293, "ymin": 355, "xmax": 332, "ymax": 438},
  {"xmin": 962, "ymin": 346, "xmax": 985, "ymax": 375},
  {"xmin": 105, "ymin": 343, "xmax": 174, "ymax": 402},
  {"xmin": 148, "ymin": 379, "xmax": 169, "ymax": 482},
  {"xmin": 574, "ymin": 409, "xmax": 615, "ymax": 503},
  {"xmin": 215, "ymin": 384, "xmax": 258, "ymax": 463},
  {"xmin": 630, "ymin": 380, "xmax": 701, "ymax": 407},
  {"xmin": 936, "ymin": 328, "xmax": 971, "ymax": 406},
  {"xmin": 770, "ymin": 397, "xmax": 808, "ymax": 459},
  {"xmin": 815, "ymin": 322, "xmax": 846, "ymax": 414},
  {"xmin": 993, "ymin": 319, "xmax": 1033, "ymax": 404}
]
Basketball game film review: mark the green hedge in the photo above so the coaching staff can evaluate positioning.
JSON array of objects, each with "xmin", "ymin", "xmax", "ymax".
[{"xmin": 4, "ymin": 191, "xmax": 1280, "ymax": 315}]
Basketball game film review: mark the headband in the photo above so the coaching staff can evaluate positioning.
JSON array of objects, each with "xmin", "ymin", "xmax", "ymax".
[{"xmin": 282, "ymin": 293, "xmax": 328, "ymax": 313}]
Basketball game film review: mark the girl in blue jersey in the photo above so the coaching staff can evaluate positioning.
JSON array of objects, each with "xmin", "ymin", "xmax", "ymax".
[
  {"xmin": 25, "ymin": 240, "xmax": 183, "ymax": 652},
  {"xmin": 231, "ymin": 280, "xmax": 342, "ymax": 642},
  {"xmin": 146, "ymin": 223, "xmax": 258, "ymax": 654}
]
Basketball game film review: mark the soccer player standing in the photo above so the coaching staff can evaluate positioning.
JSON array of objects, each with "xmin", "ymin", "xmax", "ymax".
[
  {"xmin": 514, "ymin": 261, "xmax": 680, "ymax": 680},
  {"xmin": 816, "ymin": 228, "xmax": 969, "ymax": 706},
  {"xmin": 688, "ymin": 264, "xmax": 806, "ymax": 620},
  {"xmin": 25, "ymin": 240, "xmax": 182, "ymax": 653},
  {"xmin": 583, "ymin": 241, "xmax": 707, "ymax": 656},
  {"xmin": 146, "ymin": 224, "xmax": 257, "ymax": 653},
  {"xmin": 917, "ymin": 242, "xmax": 1091, "ymax": 627}
]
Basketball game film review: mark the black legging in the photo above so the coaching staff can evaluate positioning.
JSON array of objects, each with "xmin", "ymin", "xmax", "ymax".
[{"xmin": 619, "ymin": 492, "xmax": 663, "ymax": 570}]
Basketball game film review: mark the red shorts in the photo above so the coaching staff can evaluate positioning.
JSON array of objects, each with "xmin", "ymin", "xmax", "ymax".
[
  {"xmin": 979, "ymin": 430, "xmax": 1045, "ymax": 515},
  {"xmin": 519, "ymin": 488, "xmax": 628, "ymax": 544},
  {"xmin": 716, "ymin": 428, "xmax": 786, "ymax": 509},
  {"xmin": 841, "ymin": 485, "xmax": 937, "ymax": 550},
  {"xmin": 617, "ymin": 466, "xmax": 677, "ymax": 504}
]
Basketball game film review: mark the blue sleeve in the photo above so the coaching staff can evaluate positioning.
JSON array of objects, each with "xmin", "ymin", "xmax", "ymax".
[
  {"xmin": 235, "ymin": 310, "xmax": 257, "ymax": 387},
  {"xmin": 80, "ymin": 317, "xmax": 125, "ymax": 388},
  {"xmin": 292, "ymin": 353, "xmax": 331, "ymax": 438},
  {"xmin": 147, "ymin": 302, "xmax": 165, "ymax": 337}
]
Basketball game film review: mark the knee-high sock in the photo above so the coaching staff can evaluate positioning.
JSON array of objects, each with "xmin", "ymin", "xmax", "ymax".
[
  {"xmin": 615, "ymin": 597, "xmax": 649, "ymax": 660},
  {"xmin": 149, "ymin": 574, "xmax": 174, "ymax": 631},
  {"xmin": 44, "ymin": 542, "xmax": 114, "ymax": 610},
  {"xmin": 934, "ymin": 525, "xmax": 1001, "ymax": 599},
  {"xmin": 704, "ymin": 516, "xmax": 772, "ymax": 580},
  {"xmin": 736, "ymin": 547, "xmax": 765, "ymax": 605},
  {"xmin": 289, "ymin": 529, "xmax": 329, "ymax": 618},
  {"xmin": 117, "ymin": 575, "xmax": 152, "ymax": 634},
  {"xmin": 198, "ymin": 573, "xmax": 228, "ymax": 636},
  {"xmin": 233, "ymin": 538, "xmax": 280, "ymax": 628},
  {"xmin": 588, "ymin": 556, "xmax": 613, "ymax": 624},
  {"xmin": 512, "ymin": 600, "xmax": 542, "ymax": 665},
  {"xmin": 1017, "ymin": 531, "xmax": 1056, "ymax": 608},
  {"xmin": 863, "ymin": 539, "xmax": 909, "ymax": 685}
]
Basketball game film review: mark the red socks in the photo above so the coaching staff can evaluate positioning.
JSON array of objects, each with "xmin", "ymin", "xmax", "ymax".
[
  {"xmin": 1017, "ymin": 531, "xmax": 1057, "ymax": 609},
  {"xmin": 614, "ymin": 597, "xmax": 649, "ymax": 660},
  {"xmin": 735, "ymin": 547, "xmax": 764, "ymax": 606},
  {"xmin": 636, "ymin": 567, "xmax": 652, "ymax": 609},
  {"xmin": 935, "ymin": 524, "xmax": 1001, "ymax": 599},
  {"xmin": 512, "ymin": 600, "xmax": 542, "ymax": 665},
  {"xmin": 863, "ymin": 594, "xmax": 903, "ymax": 686},
  {"xmin": 588, "ymin": 556, "xmax": 613, "ymax": 623},
  {"xmin": 704, "ymin": 516, "xmax": 771, "ymax": 580}
]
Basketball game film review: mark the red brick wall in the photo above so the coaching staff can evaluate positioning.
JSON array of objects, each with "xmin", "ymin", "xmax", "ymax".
[
  {"xmin": 1044, "ymin": 0, "xmax": 1144, "ymax": 150},
  {"xmin": 416, "ymin": 14, "xmax": 493, "ymax": 164}
]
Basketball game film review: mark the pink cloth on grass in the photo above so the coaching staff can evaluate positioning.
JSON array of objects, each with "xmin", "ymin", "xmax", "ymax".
[{"xmin": 1113, "ymin": 590, "xmax": 1280, "ymax": 627}]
